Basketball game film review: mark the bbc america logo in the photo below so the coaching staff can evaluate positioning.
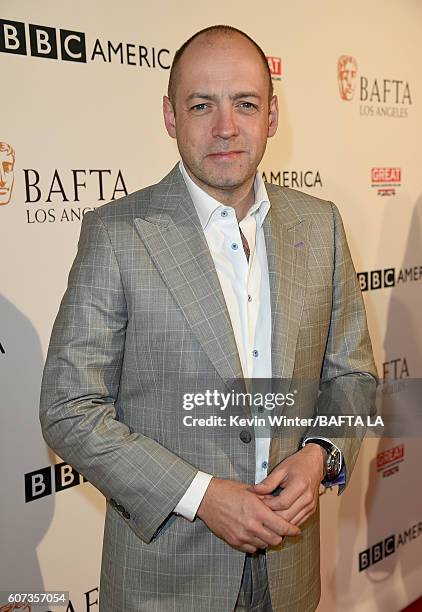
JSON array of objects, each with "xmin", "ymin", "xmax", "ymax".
[
  {"xmin": 0, "ymin": 19, "xmax": 86, "ymax": 62},
  {"xmin": 0, "ymin": 18, "xmax": 170, "ymax": 68},
  {"xmin": 357, "ymin": 268, "xmax": 395, "ymax": 291},
  {"xmin": 359, "ymin": 521, "xmax": 422, "ymax": 571},
  {"xmin": 24, "ymin": 461, "xmax": 88, "ymax": 503},
  {"xmin": 357, "ymin": 266, "xmax": 422, "ymax": 291},
  {"xmin": 359, "ymin": 534, "xmax": 395, "ymax": 571}
]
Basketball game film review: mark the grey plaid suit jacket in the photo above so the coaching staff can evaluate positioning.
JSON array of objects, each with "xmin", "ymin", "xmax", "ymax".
[{"xmin": 39, "ymin": 163, "xmax": 377, "ymax": 612}]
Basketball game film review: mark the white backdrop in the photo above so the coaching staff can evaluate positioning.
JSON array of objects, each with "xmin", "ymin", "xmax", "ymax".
[{"xmin": 1, "ymin": 1, "xmax": 422, "ymax": 610}]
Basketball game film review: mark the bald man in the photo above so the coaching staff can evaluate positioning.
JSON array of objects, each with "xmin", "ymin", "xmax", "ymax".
[{"xmin": 40, "ymin": 25, "xmax": 377, "ymax": 612}]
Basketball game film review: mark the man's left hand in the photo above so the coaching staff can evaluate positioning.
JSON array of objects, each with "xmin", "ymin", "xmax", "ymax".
[{"xmin": 249, "ymin": 443, "xmax": 326, "ymax": 527}]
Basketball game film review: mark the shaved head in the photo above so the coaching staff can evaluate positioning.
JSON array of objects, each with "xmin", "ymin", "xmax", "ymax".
[{"xmin": 168, "ymin": 25, "xmax": 273, "ymax": 109}]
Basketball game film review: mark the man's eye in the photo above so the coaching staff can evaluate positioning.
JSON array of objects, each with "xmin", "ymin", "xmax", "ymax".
[
  {"xmin": 238, "ymin": 102, "xmax": 257, "ymax": 110},
  {"xmin": 191, "ymin": 103, "xmax": 208, "ymax": 111}
]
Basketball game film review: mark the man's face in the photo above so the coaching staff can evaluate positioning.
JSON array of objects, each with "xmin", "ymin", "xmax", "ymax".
[
  {"xmin": 0, "ymin": 148, "xmax": 15, "ymax": 206},
  {"xmin": 163, "ymin": 33, "xmax": 278, "ymax": 198},
  {"xmin": 339, "ymin": 59, "xmax": 357, "ymax": 101}
]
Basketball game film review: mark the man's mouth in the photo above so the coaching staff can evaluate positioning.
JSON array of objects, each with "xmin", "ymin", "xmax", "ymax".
[{"xmin": 207, "ymin": 151, "xmax": 244, "ymax": 160}]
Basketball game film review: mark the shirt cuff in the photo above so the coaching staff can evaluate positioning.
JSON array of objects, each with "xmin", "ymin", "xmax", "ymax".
[{"xmin": 173, "ymin": 471, "xmax": 213, "ymax": 521}]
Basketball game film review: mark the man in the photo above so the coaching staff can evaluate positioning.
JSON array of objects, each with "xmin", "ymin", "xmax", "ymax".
[{"xmin": 40, "ymin": 25, "xmax": 377, "ymax": 611}]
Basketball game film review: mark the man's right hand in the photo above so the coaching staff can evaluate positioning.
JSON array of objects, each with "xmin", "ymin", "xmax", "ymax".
[{"xmin": 196, "ymin": 477, "xmax": 301, "ymax": 553}]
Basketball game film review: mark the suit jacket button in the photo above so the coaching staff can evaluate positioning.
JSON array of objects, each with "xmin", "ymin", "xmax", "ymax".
[
  {"xmin": 122, "ymin": 510, "xmax": 131, "ymax": 519},
  {"xmin": 116, "ymin": 504, "xmax": 125, "ymax": 513},
  {"xmin": 110, "ymin": 498, "xmax": 117, "ymax": 508},
  {"xmin": 240, "ymin": 430, "xmax": 252, "ymax": 444}
]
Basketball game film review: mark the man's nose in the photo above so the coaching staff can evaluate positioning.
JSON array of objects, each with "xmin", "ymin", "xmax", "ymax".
[
  {"xmin": 0, "ymin": 168, "xmax": 5, "ymax": 187},
  {"xmin": 211, "ymin": 107, "xmax": 239, "ymax": 139}
]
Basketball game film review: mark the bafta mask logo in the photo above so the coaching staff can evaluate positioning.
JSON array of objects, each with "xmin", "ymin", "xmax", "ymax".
[
  {"xmin": 0, "ymin": 603, "xmax": 31, "ymax": 612},
  {"xmin": 0, "ymin": 141, "xmax": 16, "ymax": 206},
  {"xmin": 337, "ymin": 55, "xmax": 358, "ymax": 101}
]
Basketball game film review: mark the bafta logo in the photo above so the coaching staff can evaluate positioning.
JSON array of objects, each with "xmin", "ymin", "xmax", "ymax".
[
  {"xmin": 337, "ymin": 55, "xmax": 358, "ymax": 101},
  {"xmin": 0, "ymin": 603, "xmax": 31, "ymax": 612},
  {"xmin": 0, "ymin": 141, "xmax": 15, "ymax": 206}
]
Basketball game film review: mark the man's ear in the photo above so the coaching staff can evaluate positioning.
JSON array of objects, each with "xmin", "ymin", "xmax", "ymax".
[
  {"xmin": 163, "ymin": 96, "xmax": 177, "ymax": 139},
  {"xmin": 268, "ymin": 95, "xmax": 279, "ymax": 138}
]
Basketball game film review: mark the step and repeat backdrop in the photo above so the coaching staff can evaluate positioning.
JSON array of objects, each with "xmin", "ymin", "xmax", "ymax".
[{"xmin": 1, "ymin": 1, "xmax": 421, "ymax": 611}]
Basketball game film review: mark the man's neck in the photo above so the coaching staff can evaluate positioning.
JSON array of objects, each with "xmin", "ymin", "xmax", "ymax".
[{"xmin": 183, "ymin": 164, "xmax": 255, "ymax": 222}]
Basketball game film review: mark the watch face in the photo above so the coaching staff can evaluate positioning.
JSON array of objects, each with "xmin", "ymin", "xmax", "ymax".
[{"xmin": 327, "ymin": 449, "xmax": 341, "ymax": 478}]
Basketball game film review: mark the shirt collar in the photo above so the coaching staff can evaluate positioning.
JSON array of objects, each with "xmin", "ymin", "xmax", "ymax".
[{"xmin": 179, "ymin": 160, "xmax": 270, "ymax": 230}]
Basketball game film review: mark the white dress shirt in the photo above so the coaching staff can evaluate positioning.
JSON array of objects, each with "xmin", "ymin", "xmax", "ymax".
[{"xmin": 174, "ymin": 161, "xmax": 273, "ymax": 520}]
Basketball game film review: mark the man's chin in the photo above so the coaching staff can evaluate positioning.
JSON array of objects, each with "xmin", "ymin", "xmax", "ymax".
[
  {"xmin": 201, "ymin": 164, "xmax": 254, "ymax": 189},
  {"xmin": 205, "ymin": 174, "xmax": 251, "ymax": 191},
  {"xmin": 183, "ymin": 158, "xmax": 255, "ymax": 193}
]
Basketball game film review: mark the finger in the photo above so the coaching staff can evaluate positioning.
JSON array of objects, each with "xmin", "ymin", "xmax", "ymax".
[
  {"xmin": 290, "ymin": 507, "xmax": 314, "ymax": 526},
  {"xmin": 252, "ymin": 524, "xmax": 283, "ymax": 547},
  {"xmin": 252, "ymin": 470, "xmax": 287, "ymax": 495},
  {"xmin": 251, "ymin": 535, "xmax": 271, "ymax": 549},
  {"xmin": 238, "ymin": 533, "xmax": 268, "ymax": 551},
  {"xmin": 241, "ymin": 543, "xmax": 258, "ymax": 554},
  {"xmin": 260, "ymin": 505, "xmax": 301, "ymax": 537},
  {"xmin": 276, "ymin": 496, "xmax": 315, "ymax": 525},
  {"xmin": 251, "ymin": 482, "xmax": 277, "ymax": 495},
  {"xmin": 272, "ymin": 492, "xmax": 312, "ymax": 520},
  {"xmin": 259, "ymin": 495, "xmax": 289, "ymax": 512},
  {"xmin": 259, "ymin": 483, "xmax": 303, "ymax": 512},
  {"xmin": 241, "ymin": 512, "xmax": 283, "ymax": 547}
]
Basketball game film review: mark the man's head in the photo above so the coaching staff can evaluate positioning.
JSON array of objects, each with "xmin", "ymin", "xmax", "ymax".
[
  {"xmin": 0, "ymin": 141, "xmax": 15, "ymax": 206},
  {"xmin": 163, "ymin": 26, "xmax": 278, "ymax": 201},
  {"xmin": 337, "ymin": 55, "xmax": 358, "ymax": 101}
]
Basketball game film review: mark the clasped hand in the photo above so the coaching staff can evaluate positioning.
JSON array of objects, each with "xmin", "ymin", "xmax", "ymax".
[{"xmin": 197, "ymin": 443, "xmax": 325, "ymax": 553}]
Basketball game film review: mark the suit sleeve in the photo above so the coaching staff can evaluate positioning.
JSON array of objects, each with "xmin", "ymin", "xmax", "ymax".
[
  {"xmin": 301, "ymin": 202, "xmax": 378, "ymax": 494},
  {"xmin": 39, "ymin": 209, "xmax": 198, "ymax": 543}
]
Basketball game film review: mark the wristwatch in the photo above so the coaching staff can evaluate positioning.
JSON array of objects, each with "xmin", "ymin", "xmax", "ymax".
[{"xmin": 302, "ymin": 438, "xmax": 343, "ymax": 482}]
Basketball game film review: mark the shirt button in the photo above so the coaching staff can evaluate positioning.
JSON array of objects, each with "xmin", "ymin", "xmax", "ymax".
[
  {"xmin": 262, "ymin": 461, "xmax": 268, "ymax": 470},
  {"xmin": 231, "ymin": 242, "xmax": 239, "ymax": 250},
  {"xmin": 252, "ymin": 349, "xmax": 259, "ymax": 358},
  {"xmin": 248, "ymin": 295, "xmax": 252, "ymax": 302},
  {"xmin": 221, "ymin": 209, "xmax": 229, "ymax": 217}
]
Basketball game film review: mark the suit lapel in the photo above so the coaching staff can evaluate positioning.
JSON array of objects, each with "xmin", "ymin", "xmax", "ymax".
[
  {"xmin": 264, "ymin": 186, "xmax": 310, "ymax": 469},
  {"xmin": 264, "ymin": 185, "xmax": 310, "ymax": 381},
  {"xmin": 133, "ymin": 166, "xmax": 309, "ymax": 398},
  {"xmin": 134, "ymin": 164, "xmax": 244, "ymax": 386}
]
